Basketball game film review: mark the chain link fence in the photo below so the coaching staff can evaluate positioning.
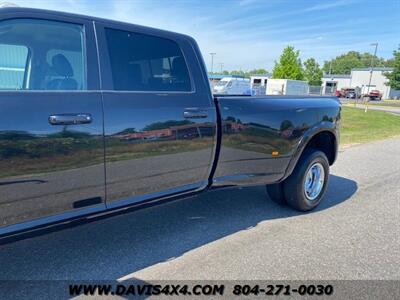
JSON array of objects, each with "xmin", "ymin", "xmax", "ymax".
[{"xmin": 309, "ymin": 85, "xmax": 323, "ymax": 95}]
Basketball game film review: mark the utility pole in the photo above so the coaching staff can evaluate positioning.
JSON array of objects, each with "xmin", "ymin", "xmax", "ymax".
[
  {"xmin": 365, "ymin": 43, "xmax": 378, "ymax": 112},
  {"xmin": 219, "ymin": 63, "xmax": 224, "ymax": 73},
  {"xmin": 328, "ymin": 60, "xmax": 334, "ymax": 95},
  {"xmin": 209, "ymin": 52, "xmax": 216, "ymax": 73}
]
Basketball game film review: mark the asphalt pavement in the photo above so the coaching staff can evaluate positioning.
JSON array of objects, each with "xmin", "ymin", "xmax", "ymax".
[{"xmin": 0, "ymin": 137, "xmax": 399, "ymax": 282}]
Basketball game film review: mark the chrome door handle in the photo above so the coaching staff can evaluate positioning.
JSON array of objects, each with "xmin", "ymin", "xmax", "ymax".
[
  {"xmin": 183, "ymin": 108, "xmax": 208, "ymax": 119},
  {"xmin": 48, "ymin": 113, "xmax": 92, "ymax": 125}
]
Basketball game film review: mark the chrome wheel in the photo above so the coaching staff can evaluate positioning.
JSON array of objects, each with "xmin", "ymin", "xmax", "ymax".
[{"xmin": 304, "ymin": 162, "xmax": 325, "ymax": 201}]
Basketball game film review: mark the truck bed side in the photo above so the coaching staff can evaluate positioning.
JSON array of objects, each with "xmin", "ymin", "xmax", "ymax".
[{"xmin": 212, "ymin": 96, "xmax": 341, "ymax": 187}]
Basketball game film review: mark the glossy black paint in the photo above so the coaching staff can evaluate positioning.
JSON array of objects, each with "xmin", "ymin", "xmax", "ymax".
[
  {"xmin": 94, "ymin": 21, "xmax": 217, "ymax": 205},
  {"xmin": 0, "ymin": 8, "xmax": 105, "ymax": 229},
  {"xmin": 0, "ymin": 92, "xmax": 105, "ymax": 227},
  {"xmin": 213, "ymin": 96, "xmax": 340, "ymax": 186},
  {"xmin": 100, "ymin": 92, "xmax": 217, "ymax": 204},
  {"xmin": 0, "ymin": 7, "xmax": 340, "ymax": 239}
]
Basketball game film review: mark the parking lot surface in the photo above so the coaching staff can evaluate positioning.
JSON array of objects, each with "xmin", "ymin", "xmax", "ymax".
[{"xmin": 0, "ymin": 138, "xmax": 399, "ymax": 281}]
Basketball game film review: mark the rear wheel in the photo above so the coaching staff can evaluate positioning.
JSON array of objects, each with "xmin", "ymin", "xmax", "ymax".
[{"xmin": 266, "ymin": 149, "xmax": 329, "ymax": 211}]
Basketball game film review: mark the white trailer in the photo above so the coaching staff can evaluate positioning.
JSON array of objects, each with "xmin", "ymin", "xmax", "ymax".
[
  {"xmin": 266, "ymin": 79, "xmax": 309, "ymax": 96},
  {"xmin": 250, "ymin": 74, "xmax": 271, "ymax": 95},
  {"xmin": 212, "ymin": 77, "xmax": 251, "ymax": 95}
]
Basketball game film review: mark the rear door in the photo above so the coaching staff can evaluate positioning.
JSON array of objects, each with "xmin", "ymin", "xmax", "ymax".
[
  {"xmin": 95, "ymin": 22, "xmax": 216, "ymax": 206},
  {"xmin": 0, "ymin": 12, "xmax": 105, "ymax": 230}
]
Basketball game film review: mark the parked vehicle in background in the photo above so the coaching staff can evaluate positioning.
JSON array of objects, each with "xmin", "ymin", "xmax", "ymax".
[
  {"xmin": 266, "ymin": 79, "xmax": 309, "ymax": 96},
  {"xmin": 212, "ymin": 77, "xmax": 251, "ymax": 95},
  {"xmin": 0, "ymin": 7, "xmax": 340, "ymax": 240},
  {"xmin": 250, "ymin": 74, "xmax": 270, "ymax": 95},
  {"xmin": 341, "ymin": 88, "xmax": 359, "ymax": 99},
  {"xmin": 334, "ymin": 90, "xmax": 343, "ymax": 97},
  {"xmin": 345, "ymin": 89, "xmax": 356, "ymax": 99},
  {"xmin": 366, "ymin": 89, "xmax": 382, "ymax": 100}
]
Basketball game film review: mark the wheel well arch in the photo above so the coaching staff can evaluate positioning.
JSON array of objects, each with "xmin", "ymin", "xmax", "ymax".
[{"xmin": 302, "ymin": 130, "xmax": 337, "ymax": 165}]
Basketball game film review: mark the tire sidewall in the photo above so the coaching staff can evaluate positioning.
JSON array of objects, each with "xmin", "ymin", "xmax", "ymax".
[{"xmin": 285, "ymin": 150, "xmax": 330, "ymax": 211}]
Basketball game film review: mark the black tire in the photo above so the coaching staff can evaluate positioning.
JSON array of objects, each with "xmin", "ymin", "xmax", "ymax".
[
  {"xmin": 266, "ymin": 183, "xmax": 286, "ymax": 205},
  {"xmin": 283, "ymin": 149, "xmax": 329, "ymax": 211}
]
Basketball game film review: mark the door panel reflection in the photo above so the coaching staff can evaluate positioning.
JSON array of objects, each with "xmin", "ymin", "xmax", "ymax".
[
  {"xmin": 214, "ymin": 97, "xmax": 321, "ymax": 185},
  {"xmin": 0, "ymin": 92, "xmax": 105, "ymax": 227},
  {"xmin": 103, "ymin": 92, "xmax": 216, "ymax": 203}
]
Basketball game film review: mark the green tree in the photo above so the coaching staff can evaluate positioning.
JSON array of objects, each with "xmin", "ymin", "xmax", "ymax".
[
  {"xmin": 385, "ymin": 57, "xmax": 396, "ymax": 68},
  {"xmin": 248, "ymin": 68, "xmax": 268, "ymax": 75},
  {"xmin": 143, "ymin": 120, "xmax": 193, "ymax": 131},
  {"xmin": 323, "ymin": 51, "xmax": 388, "ymax": 74},
  {"xmin": 384, "ymin": 50, "xmax": 400, "ymax": 90},
  {"xmin": 272, "ymin": 46, "xmax": 304, "ymax": 80},
  {"xmin": 303, "ymin": 58, "xmax": 323, "ymax": 86},
  {"xmin": 217, "ymin": 68, "xmax": 269, "ymax": 78},
  {"xmin": 115, "ymin": 128, "xmax": 137, "ymax": 135},
  {"xmin": 229, "ymin": 70, "xmax": 245, "ymax": 76}
]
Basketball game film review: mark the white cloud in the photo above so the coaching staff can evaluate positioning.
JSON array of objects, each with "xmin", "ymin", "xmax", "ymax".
[{"xmin": 304, "ymin": 0, "xmax": 359, "ymax": 12}]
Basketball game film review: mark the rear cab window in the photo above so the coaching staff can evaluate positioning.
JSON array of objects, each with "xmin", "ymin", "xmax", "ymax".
[
  {"xmin": 0, "ymin": 18, "xmax": 86, "ymax": 90},
  {"xmin": 104, "ymin": 27, "xmax": 192, "ymax": 92}
]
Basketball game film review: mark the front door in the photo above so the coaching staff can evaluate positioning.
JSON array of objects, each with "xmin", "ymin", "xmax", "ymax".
[
  {"xmin": 95, "ymin": 23, "xmax": 217, "ymax": 206},
  {"xmin": 0, "ymin": 15, "xmax": 105, "ymax": 229}
]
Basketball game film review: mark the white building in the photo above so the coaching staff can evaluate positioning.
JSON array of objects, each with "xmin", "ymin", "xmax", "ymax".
[
  {"xmin": 322, "ymin": 68, "xmax": 399, "ymax": 99},
  {"xmin": 321, "ymin": 74, "xmax": 351, "ymax": 95},
  {"xmin": 350, "ymin": 68, "xmax": 399, "ymax": 99}
]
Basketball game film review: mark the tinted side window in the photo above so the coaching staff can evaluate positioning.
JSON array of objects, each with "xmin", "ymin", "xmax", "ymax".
[
  {"xmin": 105, "ymin": 28, "xmax": 191, "ymax": 92},
  {"xmin": 0, "ymin": 19, "xmax": 86, "ymax": 90}
]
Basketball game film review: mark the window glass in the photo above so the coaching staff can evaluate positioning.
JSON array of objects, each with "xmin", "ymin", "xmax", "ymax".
[
  {"xmin": 0, "ymin": 44, "xmax": 28, "ymax": 90},
  {"xmin": 105, "ymin": 28, "xmax": 191, "ymax": 91},
  {"xmin": 0, "ymin": 19, "xmax": 86, "ymax": 90},
  {"xmin": 46, "ymin": 49, "xmax": 85, "ymax": 90}
]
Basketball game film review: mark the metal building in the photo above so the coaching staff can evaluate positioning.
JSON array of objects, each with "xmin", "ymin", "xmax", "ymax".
[
  {"xmin": 350, "ymin": 68, "xmax": 399, "ymax": 99},
  {"xmin": 321, "ymin": 68, "xmax": 399, "ymax": 99}
]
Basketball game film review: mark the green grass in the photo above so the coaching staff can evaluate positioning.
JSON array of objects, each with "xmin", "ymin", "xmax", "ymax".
[{"xmin": 341, "ymin": 106, "xmax": 400, "ymax": 145}]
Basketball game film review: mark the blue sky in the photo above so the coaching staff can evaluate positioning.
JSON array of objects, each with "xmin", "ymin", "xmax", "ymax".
[{"xmin": 7, "ymin": 0, "xmax": 400, "ymax": 72}]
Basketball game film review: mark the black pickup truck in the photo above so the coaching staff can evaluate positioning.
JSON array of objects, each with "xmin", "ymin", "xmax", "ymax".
[{"xmin": 0, "ymin": 7, "xmax": 340, "ymax": 239}]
